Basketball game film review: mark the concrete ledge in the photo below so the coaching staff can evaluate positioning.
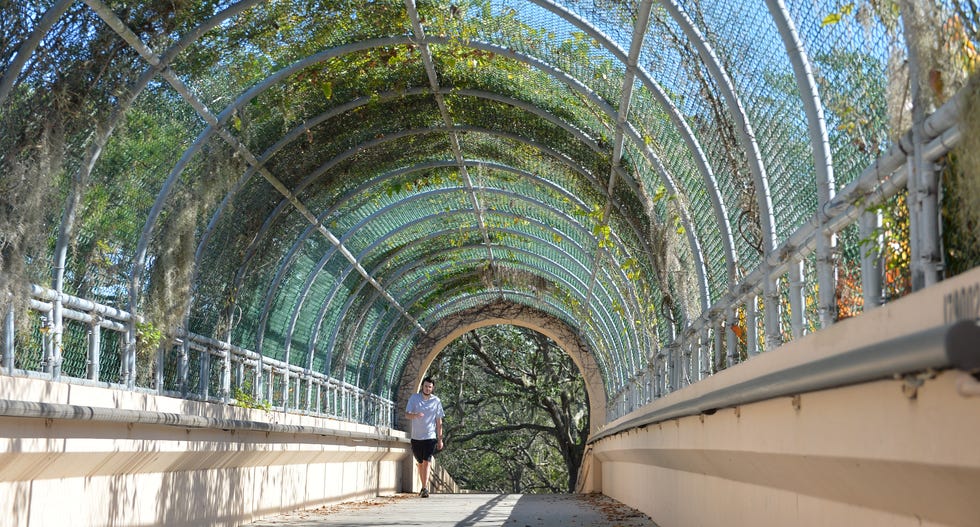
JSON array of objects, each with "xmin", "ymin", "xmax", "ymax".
[
  {"xmin": 588, "ymin": 268, "xmax": 980, "ymax": 527},
  {"xmin": 592, "ymin": 370, "xmax": 980, "ymax": 526},
  {"xmin": 594, "ymin": 266, "xmax": 980, "ymax": 441},
  {"xmin": 0, "ymin": 376, "xmax": 411, "ymax": 526}
]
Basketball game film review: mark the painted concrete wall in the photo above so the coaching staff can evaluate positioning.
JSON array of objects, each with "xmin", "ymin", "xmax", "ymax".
[
  {"xmin": 588, "ymin": 268, "xmax": 980, "ymax": 527},
  {"xmin": 0, "ymin": 376, "xmax": 412, "ymax": 526}
]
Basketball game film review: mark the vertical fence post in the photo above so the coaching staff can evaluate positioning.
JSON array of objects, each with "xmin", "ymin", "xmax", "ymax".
[
  {"xmin": 2, "ymin": 305, "xmax": 14, "ymax": 374},
  {"xmin": 788, "ymin": 261, "xmax": 805, "ymax": 339},
  {"xmin": 254, "ymin": 357, "xmax": 265, "ymax": 403},
  {"xmin": 199, "ymin": 348, "xmax": 210, "ymax": 400},
  {"xmin": 155, "ymin": 334, "xmax": 165, "ymax": 393},
  {"xmin": 698, "ymin": 326, "xmax": 709, "ymax": 380},
  {"xmin": 764, "ymin": 277, "xmax": 782, "ymax": 351},
  {"xmin": 725, "ymin": 307, "xmax": 739, "ymax": 366},
  {"xmin": 644, "ymin": 366, "xmax": 652, "ymax": 404},
  {"xmin": 282, "ymin": 372, "xmax": 290, "ymax": 412},
  {"xmin": 87, "ymin": 316, "xmax": 101, "ymax": 380},
  {"xmin": 221, "ymin": 346, "xmax": 231, "ymax": 405},
  {"xmin": 305, "ymin": 371, "xmax": 313, "ymax": 412},
  {"xmin": 234, "ymin": 359, "xmax": 243, "ymax": 397},
  {"xmin": 681, "ymin": 337, "xmax": 692, "ymax": 388},
  {"xmin": 294, "ymin": 374, "xmax": 301, "ymax": 410},
  {"xmin": 266, "ymin": 368, "xmax": 274, "ymax": 408},
  {"xmin": 42, "ymin": 314, "xmax": 54, "ymax": 376},
  {"xmin": 713, "ymin": 321, "xmax": 724, "ymax": 371},
  {"xmin": 179, "ymin": 338, "xmax": 190, "ymax": 397},
  {"xmin": 50, "ymin": 294, "xmax": 63, "ymax": 380},
  {"xmin": 860, "ymin": 210, "xmax": 884, "ymax": 310},
  {"xmin": 900, "ymin": 0, "xmax": 942, "ymax": 291},
  {"xmin": 747, "ymin": 294, "xmax": 759, "ymax": 356},
  {"xmin": 123, "ymin": 323, "xmax": 136, "ymax": 389},
  {"xmin": 653, "ymin": 349, "xmax": 663, "ymax": 399}
]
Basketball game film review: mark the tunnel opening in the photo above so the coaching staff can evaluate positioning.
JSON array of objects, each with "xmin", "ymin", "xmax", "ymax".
[{"xmin": 422, "ymin": 323, "xmax": 589, "ymax": 494}]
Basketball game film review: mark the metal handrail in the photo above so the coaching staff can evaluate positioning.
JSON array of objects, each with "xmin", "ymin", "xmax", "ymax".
[
  {"xmin": 592, "ymin": 321, "xmax": 976, "ymax": 443},
  {"xmin": 2, "ymin": 284, "xmax": 397, "ymax": 429}
]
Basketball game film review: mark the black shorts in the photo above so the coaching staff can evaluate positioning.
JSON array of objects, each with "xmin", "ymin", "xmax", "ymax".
[{"xmin": 411, "ymin": 438, "xmax": 438, "ymax": 463}]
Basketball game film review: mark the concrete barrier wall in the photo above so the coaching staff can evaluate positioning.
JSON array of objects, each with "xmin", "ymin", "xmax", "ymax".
[
  {"xmin": 0, "ymin": 376, "xmax": 411, "ymax": 526},
  {"xmin": 588, "ymin": 268, "xmax": 980, "ymax": 527}
]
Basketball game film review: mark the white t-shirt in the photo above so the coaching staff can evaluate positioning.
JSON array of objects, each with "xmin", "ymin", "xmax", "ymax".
[{"xmin": 405, "ymin": 392, "xmax": 445, "ymax": 440}]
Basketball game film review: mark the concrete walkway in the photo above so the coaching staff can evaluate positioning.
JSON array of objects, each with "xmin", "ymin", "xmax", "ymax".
[{"xmin": 247, "ymin": 493, "xmax": 658, "ymax": 527}]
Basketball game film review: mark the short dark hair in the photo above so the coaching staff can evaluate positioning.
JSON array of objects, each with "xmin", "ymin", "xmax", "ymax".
[{"xmin": 421, "ymin": 376, "xmax": 435, "ymax": 387}]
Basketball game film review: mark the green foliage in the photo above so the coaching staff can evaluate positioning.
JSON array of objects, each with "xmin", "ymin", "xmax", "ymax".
[
  {"xmin": 135, "ymin": 320, "xmax": 162, "ymax": 354},
  {"xmin": 232, "ymin": 387, "xmax": 272, "ymax": 411},
  {"xmin": 432, "ymin": 324, "xmax": 589, "ymax": 493}
]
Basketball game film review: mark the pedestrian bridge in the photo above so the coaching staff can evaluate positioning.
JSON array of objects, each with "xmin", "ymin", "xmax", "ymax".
[
  {"xmin": 2, "ymin": 1, "xmax": 980, "ymax": 526},
  {"xmin": 3, "ymin": 271, "xmax": 979, "ymax": 526}
]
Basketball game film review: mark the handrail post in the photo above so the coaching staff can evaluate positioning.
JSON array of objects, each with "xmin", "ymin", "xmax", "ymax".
[
  {"xmin": 860, "ymin": 209, "xmax": 884, "ymax": 309},
  {"xmin": 2, "ymin": 304, "xmax": 14, "ymax": 374},
  {"xmin": 87, "ymin": 315, "xmax": 101, "ymax": 380}
]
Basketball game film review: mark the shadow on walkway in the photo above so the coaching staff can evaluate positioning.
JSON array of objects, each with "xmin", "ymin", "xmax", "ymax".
[{"xmin": 246, "ymin": 493, "xmax": 658, "ymax": 526}]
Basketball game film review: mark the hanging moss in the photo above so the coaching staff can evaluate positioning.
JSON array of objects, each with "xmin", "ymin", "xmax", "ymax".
[
  {"xmin": 945, "ymin": 75, "xmax": 980, "ymax": 276},
  {"xmin": 0, "ymin": 117, "xmax": 66, "ymax": 328}
]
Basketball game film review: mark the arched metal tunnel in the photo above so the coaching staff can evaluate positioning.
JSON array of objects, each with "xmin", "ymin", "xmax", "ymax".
[{"xmin": 2, "ymin": 1, "xmax": 980, "ymax": 526}]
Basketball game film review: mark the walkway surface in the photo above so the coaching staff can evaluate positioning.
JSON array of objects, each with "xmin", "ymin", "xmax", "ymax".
[{"xmin": 247, "ymin": 493, "xmax": 658, "ymax": 527}]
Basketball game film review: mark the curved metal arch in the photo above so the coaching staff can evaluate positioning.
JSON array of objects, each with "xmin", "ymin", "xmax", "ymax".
[
  {"xmin": 359, "ymin": 257, "xmax": 627, "ymax": 392},
  {"xmin": 88, "ymin": 7, "xmax": 724, "ymax": 372},
  {"xmin": 361, "ymin": 266, "xmax": 626, "ymax": 394},
  {"xmin": 336, "ymin": 222, "xmax": 635, "ymax": 384},
  {"xmin": 271, "ymin": 187, "xmax": 632, "ymax": 372},
  {"xmin": 301, "ymin": 196, "xmax": 642, "ymax": 377},
  {"xmin": 309, "ymin": 161, "xmax": 660, "ymax": 374},
  {"xmin": 359, "ymin": 251, "xmax": 636, "ymax": 389},
  {"xmin": 327, "ymin": 187, "xmax": 649, "ymax": 353},
  {"xmin": 260, "ymin": 156, "xmax": 629, "ymax": 353},
  {"xmin": 387, "ymin": 249, "xmax": 609, "ymax": 344},
  {"xmin": 223, "ymin": 104, "xmax": 652, "ymax": 300},
  {"xmin": 365, "ymin": 227, "xmax": 635, "ymax": 354},
  {"xmin": 0, "ymin": 0, "xmax": 74, "ymax": 105},
  {"xmin": 381, "ymin": 290, "xmax": 613, "ymax": 399},
  {"xmin": 654, "ymin": 0, "xmax": 779, "ymax": 247},
  {"xmin": 378, "ymin": 290, "xmax": 607, "ymax": 398},
  {"xmin": 266, "ymin": 93, "xmax": 634, "ymax": 248},
  {"xmin": 765, "ymin": 0, "xmax": 837, "ymax": 328},
  {"xmin": 529, "ymin": 0, "xmax": 736, "ymax": 302},
  {"xmin": 230, "ymin": 123, "xmax": 649, "ymax": 332},
  {"xmin": 183, "ymin": 35, "xmax": 708, "ymax": 322},
  {"xmin": 654, "ymin": 0, "xmax": 781, "ymax": 342}
]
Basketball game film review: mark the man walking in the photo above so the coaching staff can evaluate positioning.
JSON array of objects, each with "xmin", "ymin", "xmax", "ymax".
[{"xmin": 405, "ymin": 376, "xmax": 445, "ymax": 497}]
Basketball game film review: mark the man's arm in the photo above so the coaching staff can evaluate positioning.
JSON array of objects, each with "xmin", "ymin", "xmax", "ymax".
[
  {"xmin": 436, "ymin": 417, "xmax": 443, "ymax": 449},
  {"xmin": 405, "ymin": 396, "xmax": 420, "ymax": 420}
]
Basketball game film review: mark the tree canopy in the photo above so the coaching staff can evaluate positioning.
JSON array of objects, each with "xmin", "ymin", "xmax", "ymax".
[{"xmin": 434, "ymin": 324, "xmax": 589, "ymax": 493}]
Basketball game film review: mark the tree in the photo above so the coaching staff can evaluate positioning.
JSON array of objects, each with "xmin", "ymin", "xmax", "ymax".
[{"xmin": 432, "ymin": 324, "xmax": 589, "ymax": 493}]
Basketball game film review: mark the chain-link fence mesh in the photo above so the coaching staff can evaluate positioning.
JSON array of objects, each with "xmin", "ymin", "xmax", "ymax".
[{"xmin": 3, "ymin": 0, "xmax": 978, "ymax": 424}]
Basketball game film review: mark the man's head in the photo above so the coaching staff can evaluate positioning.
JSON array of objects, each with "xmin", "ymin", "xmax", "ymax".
[{"xmin": 420, "ymin": 377, "xmax": 435, "ymax": 394}]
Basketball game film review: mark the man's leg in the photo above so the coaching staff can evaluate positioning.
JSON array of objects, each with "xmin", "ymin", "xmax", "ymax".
[{"xmin": 419, "ymin": 459, "xmax": 430, "ymax": 493}]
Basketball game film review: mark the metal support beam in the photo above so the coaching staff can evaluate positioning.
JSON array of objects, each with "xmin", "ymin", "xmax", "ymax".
[{"xmin": 404, "ymin": 0, "xmax": 498, "ymax": 293}]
